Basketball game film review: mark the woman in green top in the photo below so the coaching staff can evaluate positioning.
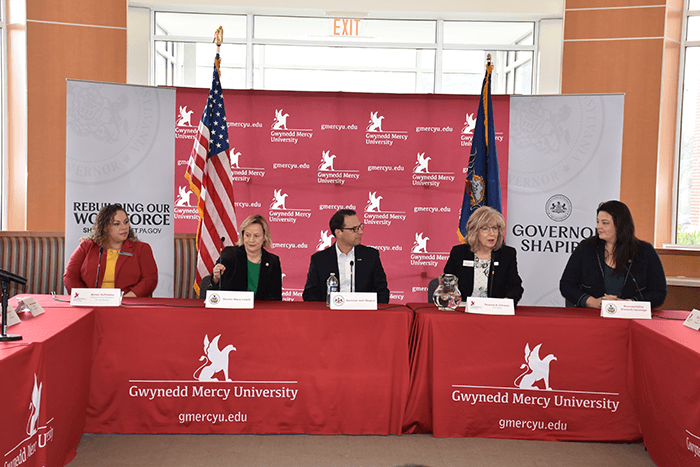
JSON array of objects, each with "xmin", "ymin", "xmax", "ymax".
[{"xmin": 201, "ymin": 214, "xmax": 283, "ymax": 300}]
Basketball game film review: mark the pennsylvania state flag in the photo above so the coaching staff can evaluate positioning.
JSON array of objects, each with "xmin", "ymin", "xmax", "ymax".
[{"xmin": 458, "ymin": 61, "xmax": 502, "ymax": 241}]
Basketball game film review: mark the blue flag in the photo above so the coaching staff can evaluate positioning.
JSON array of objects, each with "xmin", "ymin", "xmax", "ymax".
[{"xmin": 458, "ymin": 63, "xmax": 502, "ymax": 241}]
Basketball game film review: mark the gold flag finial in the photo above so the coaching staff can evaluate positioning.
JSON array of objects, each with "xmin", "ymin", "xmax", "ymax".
[
  {"xmin": 486, "ymin": 53, "xmax": 492, "ymax": 66},
  {"xmin": 214, "ymin": 26, "xmax": 224, "ymax": 51}
]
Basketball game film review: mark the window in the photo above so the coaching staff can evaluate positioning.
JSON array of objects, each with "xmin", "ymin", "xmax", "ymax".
[
  {"xmin": 151, "ymin": 14, "xmax": 537, "ymax": 95},
  {"xmin": 677, "ymin": 2, "xmax": 700, "ymax": 244},
  {"xmin": 0, "ymin": 0, "xmax": 4, "ymax": 228}
]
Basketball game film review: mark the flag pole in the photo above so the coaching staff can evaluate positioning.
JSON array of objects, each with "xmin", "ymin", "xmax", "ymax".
[
  {"xmin": 185, "ymin": 26, "xmax": 238, "ymax": 296},
  {"xmin": 457, "ymin": 52, "xmax": 502, "ymax": 242}
]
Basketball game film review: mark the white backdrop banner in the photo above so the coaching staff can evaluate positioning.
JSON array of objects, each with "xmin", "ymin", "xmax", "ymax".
[
  {"xmin": 507, "ymin": 94, "xmax": 624, "ymax": 306},
  {"xmin": 65, "ymin": 80, "xmax": 175, "ymax": 297}
]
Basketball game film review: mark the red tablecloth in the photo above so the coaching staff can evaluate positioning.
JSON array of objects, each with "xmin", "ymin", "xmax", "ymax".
[
  {"xmin": 403, "ymin": 304, "xmax": 641, "ymax": 441},
  {"xmin": 0, "ymin": 296, "xmax": 94, "ymax": 467},
  {"xmin": 630, "ymin": 311, "xmax": 700, "ymax": 467},
  {"xmin": 84, "ymin": 299, "xmax": 413, "ymax": 435}
]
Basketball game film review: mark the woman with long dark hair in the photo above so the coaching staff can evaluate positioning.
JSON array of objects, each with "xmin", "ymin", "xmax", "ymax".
[{"xmin": 559, "ymin": 200, "xmax": 666, "ymax": 308}]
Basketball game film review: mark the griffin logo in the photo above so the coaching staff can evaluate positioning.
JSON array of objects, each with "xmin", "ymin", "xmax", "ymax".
[
  {"xmin": 514, "ymin": 343, "xmax": 557, "ymax": 390},
  {"xmin": 26, "ymin": 374, "xmax": 42, "ymax": 436},
  {"xmin": 317, "ymin": 230, "xmax": 333, "ymax": 250},
  {"xmin": 176, "ymin": 106, "xmax": 194, "ymax": 126},
  {"xmin": 366, "ymin": 111, "xmax": 384, "ymax": 132},
  {"xmin": 270, "ymin": 189, "xmax": 288, "ymax": 210},
  {"xmin": 411, "ymin": 233, "xmax": 429, "ymax": 253},
  {"xmin": 413, "ymin": 153, "xmax": 431, "ymax": 173},
  {"xmin": 461, "ymin": 113, "xmax": 477, "ymax": 134},
  {"xmin": 193, "ymin": 334, "xmax": 236, "ymax": 382},
  {"xmin": 272, "ymin": 109, "xmax": 289, "ymax": 130},
  {"xmin": 366, "ymin": 191, "xmax": 383, "ymax": 212},
  {"xmin": 319, "ymin": 150, "xmax": 336, "ymax": 171}
]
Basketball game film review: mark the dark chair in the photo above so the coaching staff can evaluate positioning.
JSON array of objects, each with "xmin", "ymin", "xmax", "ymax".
[
  {"xmin": 427, "ymin": 277, "xmax": 440, "ymax": 303},
  {"xmin": 198, "ymin": 275, "xmax": 214, "ymax": 299}
]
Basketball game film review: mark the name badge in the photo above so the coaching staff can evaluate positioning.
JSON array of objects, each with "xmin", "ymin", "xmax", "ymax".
[
  {"xmin": 464, "ymin": 296, "xmax": 515, "ymax": 315},
  {"xmin": 205, "ymin": 290, "xmax": 254, "ymax": 309},
  {"xmin": 330, "ymin": 292, "xmax": 377, "ymax": 310},
  {"xmin": 70, "ymin": 288, "xmax": 122, "ymax": 307},
  {"xmin": 683, "ymin": 309, "xmax": 700, "ymax": 331},
  {"xmin": 462, "ymin": 260, "xmax": 474, "ymax": 267},
  {"xmin": 600, "ymin": 300, "xmax": 651, "ymax": 319}
]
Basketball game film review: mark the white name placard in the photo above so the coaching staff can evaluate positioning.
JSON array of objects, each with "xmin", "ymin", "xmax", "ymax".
[
  {"xmin": 205, "ymin": 290, "xmax": 254, "ymax": 309},
  {"xmin": 464, "ymin": 296, "xmax": 515, "ymax": 315},
  {"xmin": 601, "ymin": 300, "xmax": 651, "ymax": 319},
  {"xmin": 683, "ymin": 309, "xmax": 700, "ymax": 331},
  {"xmin": 330, "ymin": 292, "xmax": 377, "ymax": 310},
  {"xmin": 70, "ymin": 288, "xmax": 122, "ymax": 307},
  {"xmin": 15, "ymin": 297, "xmax": 45, "ymax": 317},
  {"xmin": 5, "ymin": 304, "xmax": 21, "ymax": 327}
]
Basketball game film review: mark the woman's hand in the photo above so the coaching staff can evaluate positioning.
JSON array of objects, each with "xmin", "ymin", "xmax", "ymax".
[
  {"xmin": 212, "ymin": 264, "xmax": 226, "ymax": 284},
  {"xmin": 123, "ymin": 291, "xmax": 137, "ymax": 298},
  {"xmin": 587, "ymin": 294, "xmax": 621, "ymax": 308}
]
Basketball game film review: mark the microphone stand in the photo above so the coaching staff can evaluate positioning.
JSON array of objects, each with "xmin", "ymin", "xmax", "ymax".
[
  {"xmin": 350, "ymin": 261, "xmax": 354, "ymax": 293},
  {"xmin": 1, "ymin": 280, "xmax": 22, "ymax": 341}
]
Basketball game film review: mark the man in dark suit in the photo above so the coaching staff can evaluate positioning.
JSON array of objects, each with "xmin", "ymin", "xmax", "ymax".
[{"xmin": 302, "ymin": 209, "xmax": 390, "ymax": 303}]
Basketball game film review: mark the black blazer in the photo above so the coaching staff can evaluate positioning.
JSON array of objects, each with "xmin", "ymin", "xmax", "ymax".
[
  {"xmin": 443, "ymin": 243, "xmax": 524, "ymax": 306},
  {"xmin": 200, "ymin": 245, "xmax": 282, "ymax": 301},
  {"xmin": 302, "ymin": 243, "xmax": 390, "ymax": 304},
  {"xmin": 559, "ymin": 237, "xmax": 667, "ymax": 308}
]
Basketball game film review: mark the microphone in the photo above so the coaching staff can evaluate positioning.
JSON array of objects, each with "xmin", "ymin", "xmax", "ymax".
[
  {"xmin": 218, "ymin": 237, "xmax": 226, "ymax": 291},
  {"xmin": 0, "ymin": 268, "xmax": 27, "ymax": 285},
  {"xmin": 626, "ymin": 262, "xmax": 643, "ymax": 300},
  {"xmin": 350, "ymin": 260, "xmax": 354, "ymax": 293},
  {"xmin": 95, "ymin": 247, "xmax": 104, "ymax": 288}
]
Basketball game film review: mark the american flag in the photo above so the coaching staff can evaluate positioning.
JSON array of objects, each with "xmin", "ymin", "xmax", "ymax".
[{"xmin": 185, "ymin": 55, "xmax": 238, "ymax": 295}]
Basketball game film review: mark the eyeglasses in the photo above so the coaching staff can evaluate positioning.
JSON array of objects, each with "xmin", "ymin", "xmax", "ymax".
[
  {"xmin": 479, "ymin": 226, "xmax": 500, "ymax": 233},
  {"xmin": 339, "ymin": 223, "xmax": 364, "ymax": 233}
]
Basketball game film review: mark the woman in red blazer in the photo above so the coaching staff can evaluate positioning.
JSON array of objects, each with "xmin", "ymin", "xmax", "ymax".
[{"xmin": 64, "ymin": 204, "xmax": 158, "ymax": 297}]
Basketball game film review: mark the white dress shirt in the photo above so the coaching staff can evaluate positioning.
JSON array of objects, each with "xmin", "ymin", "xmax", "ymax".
[{"xmin": 335, "ymin": 243, "xmax": 356, "ymax": 293}]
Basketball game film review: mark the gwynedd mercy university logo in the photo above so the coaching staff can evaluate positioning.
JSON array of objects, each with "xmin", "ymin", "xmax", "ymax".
[
  {"xmin": 176, "ymin": 106, "xmax": 194, "ymax": 126},
  {"xmin": 411, "ymin": 233, "xmax": 429, "ymax": 253},
  {"xmin": 366, "ymin": 191, "xmax": 383, "ymax": 212},
  {"xmin": 319, "ymin": 150, "xmax": 336, "ymax": 171},
  {"xmin": 317, "ymin": 230, "xmax": 333, "ymax": 251},
  {"xmin": 272, "ymin": 109, "xmax": 289, "ymax": 130},
  {"xmin": 26, "ymin": 374, "xmax": 42, "ymax": 437},
  {"xmin": 4, "ymin": 374, "xmax": 55, "ymax": 467},
  {"xmin": 413, "ymin": 153, "xmax": 431, "ymax": 173},
  {"xmin": 514, "ymin": 343, "xmax": 557, "ymax": 390},
  {"xmin": 193, "ymin": 334, "xmax": 236, "ymax": 382},
  {"xmin": 461, "ymin": 113, "xmax": 477, "ymax": 134}
]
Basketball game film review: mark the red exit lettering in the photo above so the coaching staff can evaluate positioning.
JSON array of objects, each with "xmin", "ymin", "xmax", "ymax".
[{"xmin": 333, "ymin": 18, "xmax": 361, "ymax": 36}]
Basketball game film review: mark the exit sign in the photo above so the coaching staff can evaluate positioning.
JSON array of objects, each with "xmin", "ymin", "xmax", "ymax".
[{"xmin": 333, "ymin": 18, "xmax": 361, "ymax": 36}]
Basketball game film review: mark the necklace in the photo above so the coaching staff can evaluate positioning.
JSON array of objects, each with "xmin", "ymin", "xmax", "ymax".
[{"xmin": 247, "ymin": 255, "xmax": 262, "ymax": 264}]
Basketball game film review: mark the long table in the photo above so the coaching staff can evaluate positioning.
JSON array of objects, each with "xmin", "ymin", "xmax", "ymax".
[
  {"xmin": 0, "ymin": 298, "xmax": 94, "ymax": 467},
  {"xmin": 2, "ymin": 296, "xmax": 699, "ymax": 467},
  {"xmin": 403, "ymin": 304, "xmax": 642, "ymax": 441},
  {"xmin": 84, "ymin": 299, "xmax": 413, "ymax": 435},
  {"xmin": 630, "ymin": 310, "xmax": 700, "ymax": 467}
]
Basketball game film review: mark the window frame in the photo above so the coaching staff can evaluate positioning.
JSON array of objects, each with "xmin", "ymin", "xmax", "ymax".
[
  {"xmin": 0, "ymin": 0, "xmax": 6, "ymax": 230},
  {"xmin": 149, "ymin": 13, "xmax": 541, "ymax": 95},
  {"xmin": 673, "ymin": 2, "xmax": 700, "ymax": 245}
]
